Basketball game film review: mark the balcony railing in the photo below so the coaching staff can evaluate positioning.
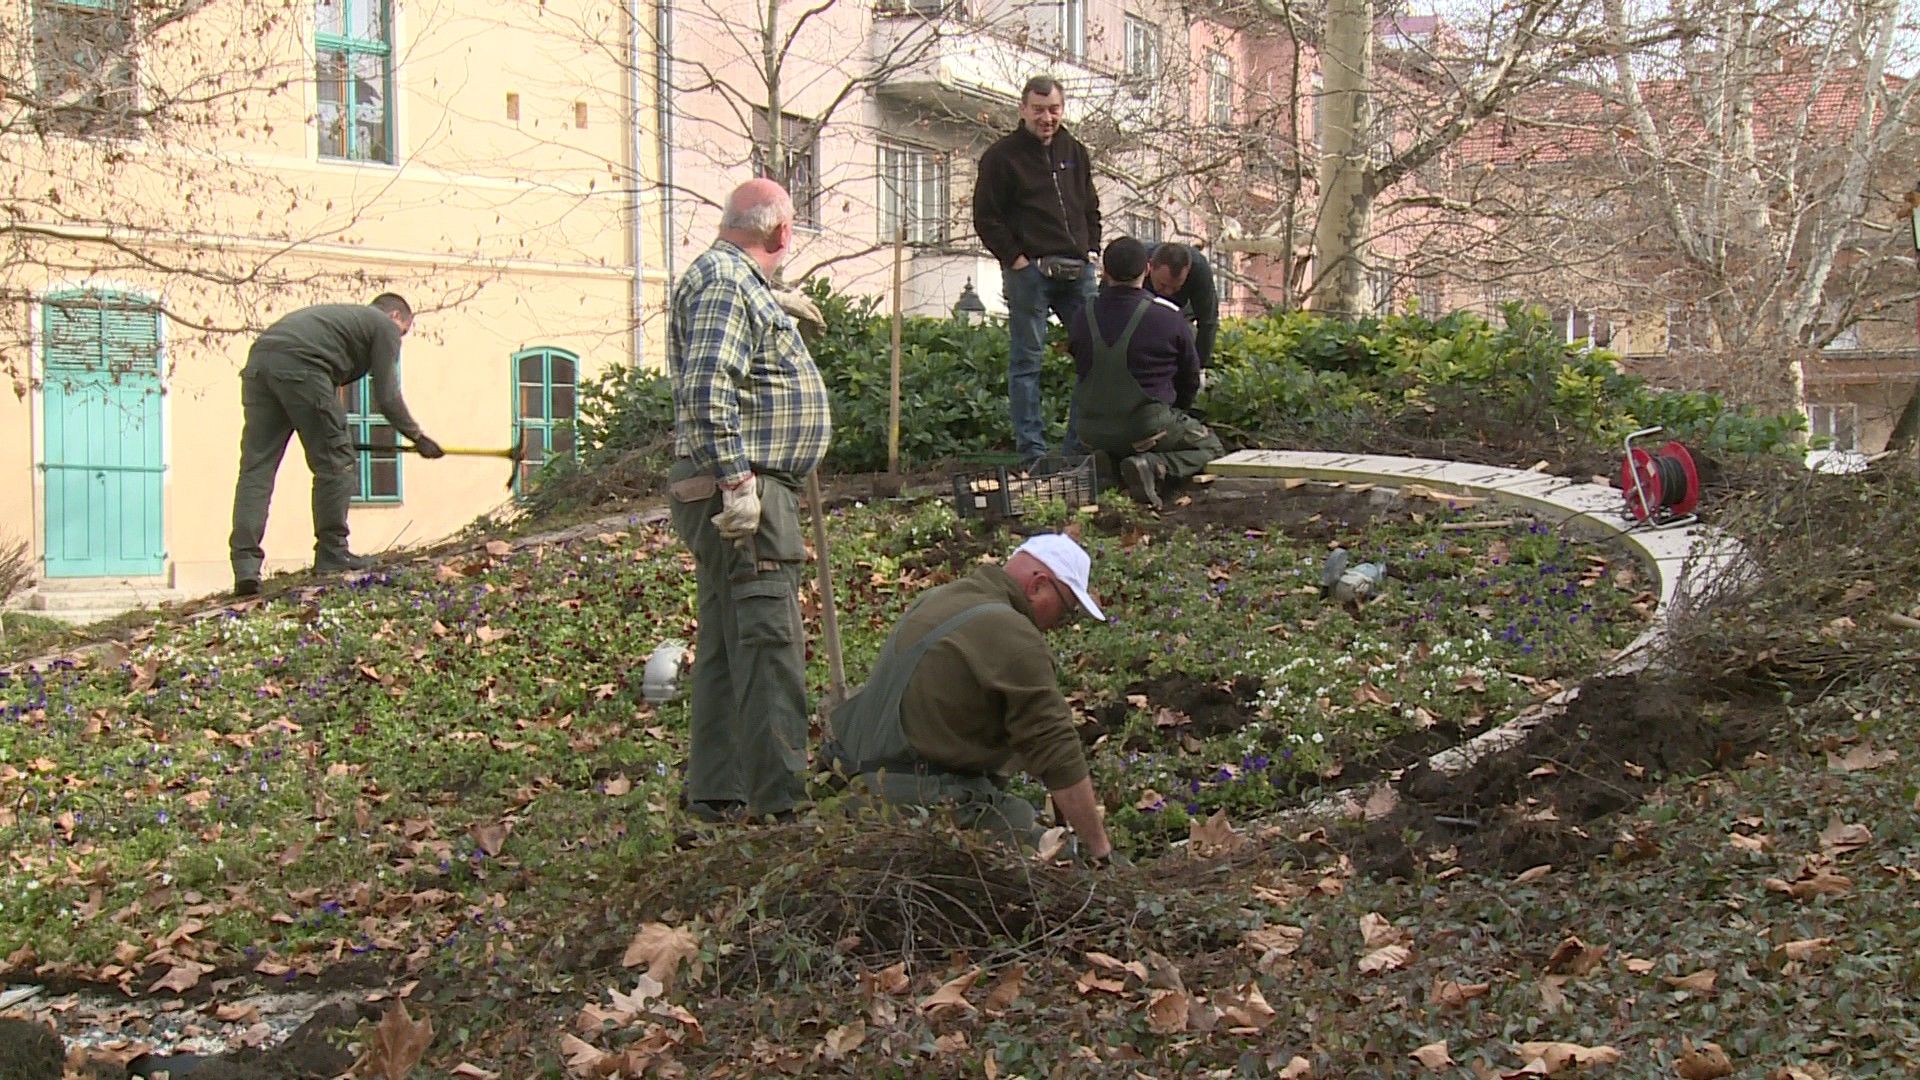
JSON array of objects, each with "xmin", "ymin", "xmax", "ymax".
[{"xmin": 870, "ymin": 13, "xmax": 1138, "ymax": 123}]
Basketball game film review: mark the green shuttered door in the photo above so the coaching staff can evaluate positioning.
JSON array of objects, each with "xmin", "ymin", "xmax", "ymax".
[{"xmin": 41, "ymin": 291, "xmax": 166, "ymax": 577}]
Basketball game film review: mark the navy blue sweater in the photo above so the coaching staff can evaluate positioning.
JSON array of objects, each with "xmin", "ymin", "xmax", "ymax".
[{"xmin": 1068, "ymin": 285, "xmax": 1201, "ymax": 412}]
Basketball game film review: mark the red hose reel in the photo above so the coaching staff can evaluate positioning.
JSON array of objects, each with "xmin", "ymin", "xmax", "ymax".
[{"xmin": 1619, "ymin": 427, "xmax": 1701, "ymax": 526}]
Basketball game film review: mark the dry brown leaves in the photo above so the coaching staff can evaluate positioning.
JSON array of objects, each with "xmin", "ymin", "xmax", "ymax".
[
  {"xmin": 620, "ymin": 923, "xmax": 702, "ymax": 990},
  {"xmin": 364, "ymin": 1000, "xmax": 433, "ymax": 1080}
]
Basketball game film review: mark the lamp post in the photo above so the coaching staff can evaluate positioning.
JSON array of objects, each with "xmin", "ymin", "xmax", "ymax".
[{"xmin": 953, "ymin": 279, "xmax": 986, "ymax": 325}]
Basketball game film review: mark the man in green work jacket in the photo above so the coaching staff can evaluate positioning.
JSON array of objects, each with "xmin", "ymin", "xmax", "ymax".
[
  {"xmin": 825, "ymin": 533, "xmax": 1117, "ymax": 866},
  {"xmin": 667, "ymin": 178, "xmax": 833, "ymax": 825},
  {"xmin": 227, "ymin": 294, "xmax": 443, "ymax": 596}
]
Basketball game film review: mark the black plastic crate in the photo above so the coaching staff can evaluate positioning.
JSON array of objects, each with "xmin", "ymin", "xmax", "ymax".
[{"xmin": 951, "ymin": 455, "xmax": 1100, "ymax": 519}]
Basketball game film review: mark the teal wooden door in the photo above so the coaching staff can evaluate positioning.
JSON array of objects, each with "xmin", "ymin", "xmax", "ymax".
[{"xmin": 41, "ymin": 292, "xmax": 166, "ymax": 578}]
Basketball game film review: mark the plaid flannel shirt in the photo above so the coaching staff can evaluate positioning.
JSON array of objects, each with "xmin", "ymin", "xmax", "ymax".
[{"xmin": 668, "ymin": 241, "xmax": 832, "ymax": 485}]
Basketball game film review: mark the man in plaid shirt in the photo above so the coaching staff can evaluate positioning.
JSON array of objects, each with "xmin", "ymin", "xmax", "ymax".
[{"xmin": 666, "ymin": 178, "xmax": 833, "ymax": 824}]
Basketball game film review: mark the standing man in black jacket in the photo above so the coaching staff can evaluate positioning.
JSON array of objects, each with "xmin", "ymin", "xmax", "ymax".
[
  {"xmin": 973, "ymin": 76, "xmax": 1101, "ymax": 471},
  {"xmin": 1146, "ymin": 242, "xmax": 1220, "ymax": 370}
]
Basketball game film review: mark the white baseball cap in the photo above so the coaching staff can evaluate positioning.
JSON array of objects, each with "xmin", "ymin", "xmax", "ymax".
[{"xmin": 1013, "ymin": 533, "xmax": 1106, "ymax": 621}]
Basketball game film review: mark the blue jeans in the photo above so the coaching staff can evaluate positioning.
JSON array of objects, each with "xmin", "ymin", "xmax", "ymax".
[{"xmin": 1003, "ymin": 262, "xmax": 1096, "ymax": 462}]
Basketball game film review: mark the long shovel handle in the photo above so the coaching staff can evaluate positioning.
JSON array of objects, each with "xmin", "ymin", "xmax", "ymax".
[{"xmin": 806, "ymin": 470, "xmax": 848, "ymax": 706}]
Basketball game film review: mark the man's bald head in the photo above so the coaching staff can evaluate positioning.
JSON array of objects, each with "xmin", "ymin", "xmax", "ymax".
[{"xmin": 719, "ymin": 178, "xmax": 796, "ymax": 272}]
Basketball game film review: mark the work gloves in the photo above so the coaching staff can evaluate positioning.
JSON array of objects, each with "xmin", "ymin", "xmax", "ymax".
[
  {"xmin": 412, "ymin": 434, "xmax": 446, "ymax": 459},
  {"xmin": 773, "ymin": 289, "xmax": 827, "ymax": 344},
  {"xmin": 711, "ymin": 475, "xmax": 762, "ymax": 540}
]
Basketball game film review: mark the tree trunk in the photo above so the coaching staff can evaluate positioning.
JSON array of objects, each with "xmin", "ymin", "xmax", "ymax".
[{"xmin": 1309, "ymin": 0, "xmax": 1372, "ymax": 318}]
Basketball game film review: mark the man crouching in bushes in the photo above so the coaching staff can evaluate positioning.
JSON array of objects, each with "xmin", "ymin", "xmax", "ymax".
[
  {"xmin": 1068, "ymin": 236, "xmax": 1223, "ymax": 509},
  {"xmin": 823, "ymin": 534, "xmax": 1118, "ymax": 868}
]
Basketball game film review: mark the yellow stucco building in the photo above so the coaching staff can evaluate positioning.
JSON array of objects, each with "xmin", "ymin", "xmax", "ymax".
[{"xmin": 2, "ymin": 0, "xmax": 666, "ymax": 616}]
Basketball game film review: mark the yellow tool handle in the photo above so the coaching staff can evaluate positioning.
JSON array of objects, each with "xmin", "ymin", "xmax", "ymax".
[{"xmin": 436, "ymin": 446, "xmax": 517, "ymax": 458}]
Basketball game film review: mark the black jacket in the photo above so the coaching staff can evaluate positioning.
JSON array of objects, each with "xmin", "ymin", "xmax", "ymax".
[
  {"xmin": 1146, "ymin": 244, "xmax": 1220, "ymax": 368},
  {"xmin": 973, "ymin": 125, "xmax": 1100, "ymax": 268}
]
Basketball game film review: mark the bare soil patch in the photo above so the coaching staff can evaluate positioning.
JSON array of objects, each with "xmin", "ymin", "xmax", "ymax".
[{"xmin": 1335, "ymin": 676, "xmax": 1774, "ymax": 878}]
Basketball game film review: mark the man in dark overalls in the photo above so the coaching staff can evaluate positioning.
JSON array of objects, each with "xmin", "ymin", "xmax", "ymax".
[
  {"xmin": 228, "ymin": 294, "xmax": 444, "ymax": 595},
  {"xmin": 825, "ymin": 534, "xmax": 1117, "ymax": 866},
  {"xmin": 1068, "ymin": 237, "xmax": 1223, "ymax": 510}
]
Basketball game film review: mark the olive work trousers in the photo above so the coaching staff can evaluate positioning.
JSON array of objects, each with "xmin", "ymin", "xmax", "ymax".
[
  {"xmin": 667, "ymin": 459, "xmax": 811, "ymax": 816},
  {"xmin": 228, "ymin": 361, "xmax": 357, "ymax": 582}
]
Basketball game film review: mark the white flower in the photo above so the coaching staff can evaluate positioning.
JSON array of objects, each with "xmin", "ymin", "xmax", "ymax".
[{"xmin": 1311, "ymin": 731, "xmax": 1325, "ymax": 745}]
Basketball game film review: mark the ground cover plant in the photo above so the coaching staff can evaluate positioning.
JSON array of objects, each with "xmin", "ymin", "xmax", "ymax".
[{"xmin": 0, "ymin": 483, "xmax": 1644, "ymax": 985}]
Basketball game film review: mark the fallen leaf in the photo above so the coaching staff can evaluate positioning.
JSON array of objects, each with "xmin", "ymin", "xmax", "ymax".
[
  {"xmin": 1412, "ymin": 1041, "xmax": 1455, "ymax": 1071},
  {"xmin": 1537, "ymin": 977, "xmax": 1568, "ymax": 1012},
  {"xmin": 474, "ymin": 626, "xmax": 511, "ymax": 644},
  {"xmin": 983, "ymin": 964, "xmax": 1025, "ymax": 1013},
  {"xmin": 1074, "ymin": 969, "xmax": 1126, "ymax": 996},
  {"xmin": 621, "ymin": 922, "xmax": 701, "ymax": 989},
  {"xmin": 1034, "ymin": 826, "xmax": 1069, "ymax": 862},
  {"xmin": 1675, "ymin": 1040, "xmax": 1734, "ymax": 1079},
  {"xmin": 1729, "ymin": 832, "xmax": 1772, "ymax": 853},
  {"xmin": 485, "ymin": 540, "xmax": 512, "ymax": 556},
  {"xmin": 933, "ymin": 1031, "xmax": 969, "ymax": 1055},
  {"xmin": 1146, "ymin": 988, "xmax": 1189, "ymax": 1034},
  {"xmin": 1511, "ymin": 1041, "xmax": 1621, "ymax": 1074},
  {"xmin": 1359, "ymin": 912, "xmax": 1404, "ymax": 949},
  {"xmin": 1189, "ymin": 810, "xmax": 1250, "ymax": 857},
  {"xmin": 1244, "ymin": 925, "xmax": 1305, "ymax": 957},
  {"xmin": 1663, "ymin": 969, "xmax": 1717, "ymax": 994},
  {"xmin": 1818, "ymin": 817, "xmax": 1872, "ymax": 854},
  {"xmin": 1826, "ymin": 745, "xmax": 1897, "ymax": 772},
  {"xmin": 1545, "ymin": 936, "xmax": 1609, "ymax": 977},
  {"xmin": 365, "ymin": 1000, "xmax": 433, "ymax": 1080},
  {"xmin": 468, "ymin": 821, "xmax": 510, "ymax": 857},
  {"xmin": 1431, "ymin": 978, "xmax": 1492, "ymax": 1008},
  {"xmin": 449, "ymin": 1065, "xmax": 499, "ymax": 1080},
  {"xmin": 863, "ymin": 961, "xmax": 909, "ymax": 996},
  {"xmin": 1359, "ymin": 943, "xmax": 1412, "ymax": 975},
  {"xmin": 821, "ymin": 1019, "xmax": 865, "ymax": 1061},
  {"xmin": 1764, "ymin": 867, "xmax": 1852, "ymax": 900},
  {"xmin": 149, "ymin": 961, "xmax": 210, "ymax": 995},
  {"xmin": 1276, "ymin": 1057, "xmax": 1313, "ymax": 1079},
  {"xmin": 602, "ymin": 775, "xmax": 632, "ymax": 797},
  {"xmin": 1624, "ymin": 958, "xmax": 1654, "ymax": 975},
  {"xmin": 919, "ymin": 967, "xmax": 979, "ymax": 1015},
  {"xmin": 1216, "ymin": 981, "xmax": 1276, "ymax": 1031},
  {"xmin": 1085, "ymin": 951, "xmax": 1148, "ymax": 981},
  {"xmin": 1772, "ymin": 937, "xmax": 1834, "ymax": 963},
  {"xmin": 1514, "ymin": 864, "xmax": 1552, "ymax": 884},
  {"xmin": 559, "ymin": 1033, "xmax": 605, "ymax": 1077}
]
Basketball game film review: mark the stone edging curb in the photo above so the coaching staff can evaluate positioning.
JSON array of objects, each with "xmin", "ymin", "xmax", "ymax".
[{"xmin": 1207, "ymin": 449, "xmax": 1752, "ymax": 788}]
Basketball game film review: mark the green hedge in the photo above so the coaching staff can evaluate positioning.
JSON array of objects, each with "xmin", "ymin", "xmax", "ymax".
[{"xmin": 548, "ymin": 284, "xmax": 1800, "ymax": 493}]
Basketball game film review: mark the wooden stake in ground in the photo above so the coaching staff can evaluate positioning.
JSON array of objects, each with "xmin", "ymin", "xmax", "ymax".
[
  {"xmin": 806, "ymin": 470, "xmax": 848, "ymax": 712},
  {"xmin": 886, "ymin": 225, "xmax": 904, "ymax": 480}
]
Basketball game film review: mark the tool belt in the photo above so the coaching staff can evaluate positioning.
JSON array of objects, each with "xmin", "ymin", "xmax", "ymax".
[{"xmin": 1035, "ymin": 255, "xmax": 1086, "ymax": 282}]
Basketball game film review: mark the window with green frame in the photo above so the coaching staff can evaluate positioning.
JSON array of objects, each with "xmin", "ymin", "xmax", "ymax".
[
  {"xmin": 512, "ymin": 348, "xmax": 578, "ymax": 495},
  {"xmin": 338, "ymin": 377, "xmax": 402, "ymax": 502},
  {"xmin": 316, "ymin": 0, "xmax": 392, "ymax": 163}
]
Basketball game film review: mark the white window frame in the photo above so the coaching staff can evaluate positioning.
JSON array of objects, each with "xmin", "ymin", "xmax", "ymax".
[
  {"xmin": 1124, "ymin": 15, "xmax": 1159, "ymax": 99},
  {"xmin": 1207, "ymin": 51, "xmax": 1234, "ymax": 126},
  {"xmin": 1807, "ymin": 402, "xmax": 1859, "ymax": 451},
  {"xmin": 878, "ymin": 142, "xmax": 949, "ymax": 246},
  {"xmin": 1058, "ymin": 0, "xmax": 1086, "ymax": 60}
]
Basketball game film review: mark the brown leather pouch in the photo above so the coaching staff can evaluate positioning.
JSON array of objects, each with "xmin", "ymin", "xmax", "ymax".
[
  {"xmin": 1131, "ymin": 429, "xmax": 1168, "ymax": 454},
  {"xmin": 669, "ymin": 474, "xmax": 718, "ymax": 503}
]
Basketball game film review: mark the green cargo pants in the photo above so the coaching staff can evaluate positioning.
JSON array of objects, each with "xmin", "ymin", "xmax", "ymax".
[
  {"xmin": 1130, "ymin": 410, "xmax": 1223, "ymax": 484},
  {"xmin": 228, "ymin": 359, "xmax": 357, "ymax": 582},
  {"xmin": 667, "ymin": 459, "xmax": 811, "ymax": 817},
  {"xmin": 826, "ymin": 600, "xmax": 1042, "ymax": 848}
]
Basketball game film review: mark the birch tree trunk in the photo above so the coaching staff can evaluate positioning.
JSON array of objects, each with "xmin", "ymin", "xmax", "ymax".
[{"xmin": 1309, "ymin": 0, "xmax": 1374, "ymax": 317}]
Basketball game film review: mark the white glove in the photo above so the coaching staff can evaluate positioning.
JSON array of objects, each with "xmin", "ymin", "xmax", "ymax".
[
  {"xmin": 711, "ymin": 476, "xmax": 762, "ymax": 539},
  {"xmin": 773, "ymin": 289, "xmax": 826, "ymax": 343}
]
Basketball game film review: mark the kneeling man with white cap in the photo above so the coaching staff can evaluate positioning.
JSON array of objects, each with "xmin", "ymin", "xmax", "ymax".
[{"xmin": 825, "ymin": 533, "xmax": 1115, "ymax": 865}]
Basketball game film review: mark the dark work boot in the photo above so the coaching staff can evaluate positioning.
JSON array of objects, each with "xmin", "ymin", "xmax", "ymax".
[
  {"xmin": 233, "ymin": 577, "xmax": 261, "ymax": 597},
  {"xmin": 313, "ymin": 552, "xmax": 375, "ymax": 573},
  {"xmin": 1122, "ymin": 456, "xmax": 1163, "ymax": 510}
]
